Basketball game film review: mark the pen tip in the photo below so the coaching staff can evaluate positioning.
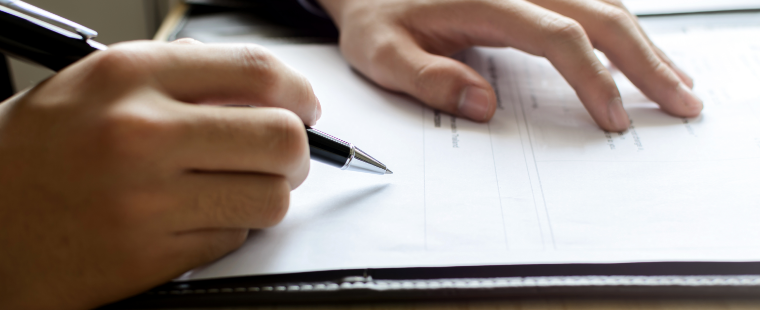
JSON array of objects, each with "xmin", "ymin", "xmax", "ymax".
[{"xmin": 386, "ymin": 169, "xmax": 393, "ymax": 175}]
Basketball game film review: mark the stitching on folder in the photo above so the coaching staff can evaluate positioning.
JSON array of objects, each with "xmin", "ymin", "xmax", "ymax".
[{"xmin": 150, "ymin": 275, "xmax": 760, "ymax": 295}]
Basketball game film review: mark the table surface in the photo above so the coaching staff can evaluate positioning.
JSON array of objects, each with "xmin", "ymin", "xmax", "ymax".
[{"xmin": 153, "ymin": 3, "xmax": 760, "ymax": 310}]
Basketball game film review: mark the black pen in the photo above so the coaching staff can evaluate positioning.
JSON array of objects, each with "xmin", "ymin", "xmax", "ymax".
[
  {"xmin": 306, "ymin": 126, "xmax": 392, "ymax": 175},
  {"xmin": 0, "ymin": 0, "xmax": 106, "ymax": 71},
  {"xmin": 0, "ymin": 0, "xmax": 392, "ymax": 175}
]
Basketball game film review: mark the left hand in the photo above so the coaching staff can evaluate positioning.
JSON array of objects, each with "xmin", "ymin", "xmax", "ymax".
[{"xmin": 316, "ymin": 0, "xmax": 702, "ymax": 132}]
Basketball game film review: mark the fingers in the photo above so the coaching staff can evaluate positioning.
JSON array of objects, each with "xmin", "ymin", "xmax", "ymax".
[
  {"xmin": 173, "ymin": 173, "xmax": 291, "ymax": 230},
  {"xmin": 453, "ymin": 0, "xmax": 629, "ymax": 130},
  {"xmin": 95, "ymin": 95, "xmax": 310, "ymax": 188},
  {"xmin": 108, "ymin": 42, "xmax": 321, "ymax": 126},
  {"xmin": 354, "ymin": 1, "xmax": 628, "ymax": 130},
  {"xmin": 354, "ymin": 29, "xmax": 497, "ymax": 121},
  {"xmin": 529, "ymin": 0, "xmax": 702, "ymax": 118},
  {"xmin": 596, "ymin": 0, "xmax": 694, "ymax": 88},
  {"xmin": 340, "ymin": 0, "xmax": 704, "ymax": 129},
  {"xmin": 652, "ymin": 42, "xmax": 694, "ymax": 88},
  {"xmin": 174, "ymin": 105, "xmax": 311, "ymax": 188},
  {"xmin": 533, "ymin": 14, "xmax": 629, "ymax": 131}
]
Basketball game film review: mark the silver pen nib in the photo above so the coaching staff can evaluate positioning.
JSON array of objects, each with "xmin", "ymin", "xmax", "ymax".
[{"xmin": 342, "ymin": 147, "xmax": 391, "ymax": 175}]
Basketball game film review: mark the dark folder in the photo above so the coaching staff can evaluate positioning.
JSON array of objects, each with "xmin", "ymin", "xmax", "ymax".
[{"xmin": 106, "ymin": 3, "xmax": 760, "ymax": 308}]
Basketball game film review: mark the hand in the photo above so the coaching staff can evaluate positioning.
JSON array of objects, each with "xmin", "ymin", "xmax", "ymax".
[
  {"xmin": 317, "ymin": 0, "xmax": 702, "ymax": 131},
  {"xmin": 0, "ymin": 40, "xmax": 319, "ymax": 310}
]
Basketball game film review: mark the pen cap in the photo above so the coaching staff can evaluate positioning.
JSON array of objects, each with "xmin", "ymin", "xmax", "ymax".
[
  {"xmin": 0, "ymin": 0, "xmax": 98, "ymax": 39},
  {"xmin": 0, "ymin": 4, "xmax": 105, "ymax": 71}
]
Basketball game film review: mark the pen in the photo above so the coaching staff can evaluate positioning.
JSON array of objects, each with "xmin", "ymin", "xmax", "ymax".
[
  {"xmin": 0, "ymin": 0, "xmax": 393, "ymax": 175},
  {"xmin": 306, "ymin": 126, "xmax": 392, "ymax": 175},
  {"xmin": 0, "ymin": 0, "xmax": 106, "ymax": 71}
]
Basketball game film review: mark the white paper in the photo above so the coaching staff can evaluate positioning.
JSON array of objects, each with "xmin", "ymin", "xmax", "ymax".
[
  {"xmin": 623, "ymin": 0, "xmax": 760, "ymax": 15},
  {"xmin": 181, "ymin": 27, "xmax": 760, "ymax": 281}
]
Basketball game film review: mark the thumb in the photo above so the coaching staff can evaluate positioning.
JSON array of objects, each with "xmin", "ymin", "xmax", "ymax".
[{"xmin": 354, "ymin": 35, "xmax": 497, "ymax": 122}]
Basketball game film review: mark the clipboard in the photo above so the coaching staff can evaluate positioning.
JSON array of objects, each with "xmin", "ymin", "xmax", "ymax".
[{"xmin": 103, "ymin": 3, "xmax": 760, "ymax": 308}]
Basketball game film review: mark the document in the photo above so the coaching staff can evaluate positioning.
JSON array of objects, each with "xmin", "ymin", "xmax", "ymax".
[
  {"xmin": 181, "ymin": 26, "xmax": 760, "ymax": 280},
  {"xmin": 623, "ymin": 0, "xmax": 760, "ymax": 15}
]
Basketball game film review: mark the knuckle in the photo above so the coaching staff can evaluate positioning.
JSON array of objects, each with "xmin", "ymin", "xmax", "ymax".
[
  {"xmin": 96, "ymin": 106, "xmax": 179, "ymax": 161},
  {"xmin": 411, "ymin": 60, "xmax": 447, "ymax": 102},
  {"xmin": 367, "ymin": 39, "xmax": 395, "ymax": 71},
  {"xmin": 412, "ymin": 60, "xmax": 437, "ymax": 91},
  {"xmin": 410, "ymin": 59, "xmax": 470, "ymax": 112},
  {"xmin": 364, "ymin": 36, "xmax": 403, "ymax": 89},
  {"xmin": 261, "ymin": 109, "xmax": 309, "ymax": 168},
  {"xmin": 87, "ymin": 48, "xmax": 149, "ymax": 83},
  {"xmin": 236, "ymin": 44, "xmax": 316, "ymax": 109},
  {"xmin": 236, "ymin": 44, "xmax": 279, "ymax": 88},
  {"xmin": 543, "ymin": 16, "xmax": 587, "ymax": 44},
  {"xmin": 599, "ymin": 6, "xmax": 635, "ymax": 31},
  {"xmin": 651, "ymin": 60, "xmax": 677, "ymax": 84}
]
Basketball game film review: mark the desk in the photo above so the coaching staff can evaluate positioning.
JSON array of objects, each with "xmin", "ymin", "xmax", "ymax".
[{"xmin": 146, "ymin": 3, "xmax": 760, "ymax": 310}]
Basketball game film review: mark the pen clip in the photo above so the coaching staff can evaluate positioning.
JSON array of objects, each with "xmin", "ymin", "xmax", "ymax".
[{"xmin": 0, "ymin": 0, "xmax": 98, "ymax": 40}]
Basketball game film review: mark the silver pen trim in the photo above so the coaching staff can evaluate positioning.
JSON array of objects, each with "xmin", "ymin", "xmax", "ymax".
[
  {"xmin": 340, "ymin": 144, "xmax": 356, "ymax": 170},
  {"xmin": 341, "ymin": 146, "xmax": 391, "ymax": 175}
]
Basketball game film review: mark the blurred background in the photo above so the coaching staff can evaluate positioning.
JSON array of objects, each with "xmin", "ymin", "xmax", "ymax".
[{"xmin": 6, "ymin": 0, "xmax": 180, "ymax": 92}]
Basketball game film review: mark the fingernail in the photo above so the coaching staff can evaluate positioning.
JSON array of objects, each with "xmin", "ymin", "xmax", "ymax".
[
  {"xmin": 677, "ymin": 83, "xmax": 703, "ymax": 113},
  {"xmin": 607, "ymin": 97, "xmax": 629, "ymax": 132},
  {"xmin": 315, "ymin": 97, "xmax": 322, "ymax": 121},
  {"xmin": 458, "ymin": 86, "xmax": 491, "ymax": 121},
  {"xmin": 171, "ymin": 38, "xmax": 203, "ymax": 45}
]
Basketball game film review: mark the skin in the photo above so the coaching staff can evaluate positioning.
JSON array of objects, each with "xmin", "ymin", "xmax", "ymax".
[
  {"xmin": 0, "ymin": 40, "xmax": 320, "ymax": 310},
  {"xmin": 316, "ymin": 0, "xmax": 703, "ymax": 132}
]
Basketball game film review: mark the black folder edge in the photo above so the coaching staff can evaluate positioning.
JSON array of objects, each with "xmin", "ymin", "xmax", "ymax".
[{"xmin": 105, "ymin": 262, "xmax": 760, "ymax": 308}]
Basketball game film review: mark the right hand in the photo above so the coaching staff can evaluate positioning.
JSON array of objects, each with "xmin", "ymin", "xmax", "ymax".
[
  {"xmin": 318, "ymin": 0, "xmax": 703, "ymax": 132},
  {"xmin": 0, "ymin": 40, "xmax": 319, "ymax": 310}
]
